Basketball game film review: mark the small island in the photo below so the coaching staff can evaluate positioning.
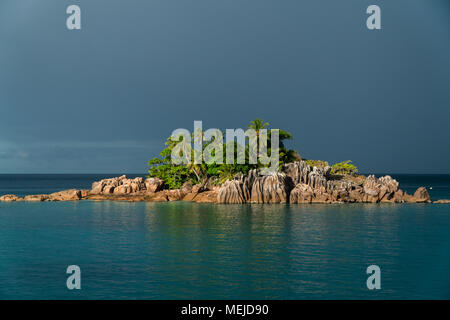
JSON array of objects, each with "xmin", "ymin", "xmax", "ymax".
[{"xmin": 1, "ymin": 120, "xmax": 448, "ymax": 204}]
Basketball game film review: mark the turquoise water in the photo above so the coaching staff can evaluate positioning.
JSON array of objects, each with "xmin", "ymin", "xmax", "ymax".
[
  {"xmin": 0, "ymin": 175, "xmax": 450, "ymax": 299},
  {"xmin": 1, "ymin": 202, "xmax": 450, "ymax": 299}
]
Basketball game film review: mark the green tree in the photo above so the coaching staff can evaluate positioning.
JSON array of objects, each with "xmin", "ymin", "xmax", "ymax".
[
  {"xmin": 148, "ymin": 119, "xmax": 300, "ymax": 188},
  {"xmin": 247, "ymin": 118, "xmax": 269, "ymax": 134},
  {"xmin": 331, "ymin": 160, "xmax": 358, "ymax": 175},
  {"xmin": 148, "ymin": 136, "xmax": 192, "ymax": 189},
  {"xmin": 249, "ymin": 119, "xmax": 298, "ymax": 169},
  {"xmin": 305, "ymin": 159, "xmax": 329, "ymax": 168}
]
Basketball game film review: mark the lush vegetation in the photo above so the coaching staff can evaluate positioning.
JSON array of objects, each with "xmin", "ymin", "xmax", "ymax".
[
  {"xmin": 305, "ymin": 159, "xmax": 329, "ymax": 168},
  {"xmin": 148, "ymin": 119, "xmax": 299, "ymax": 189},
  {"xmin": 330, "ymin": 160, "xmax": 358, "ymax": 175},
  {"xmin": 148, "ymin": 119, "xmax": 359, "ymax": 189},
  {"xmin": 304, "ymin": 159, "xmax": 359, "ymax": 176}
]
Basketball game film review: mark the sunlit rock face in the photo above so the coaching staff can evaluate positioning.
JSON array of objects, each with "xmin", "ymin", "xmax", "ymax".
[
  {"xmin": 90, "ymin": 175, "xmax": 147, "ymax": 195},
  {"xmin": 249, "ymin": 173, "xmax": 290, "ymax": 204},
  {"xmin": 217, "ymin": 170, "xmax": 290, "ymax": 204},
  {"xmin": 217, "ymin": 180, "xmax": 247, "ymax": 204},
  {"xmin": 145, "ymin": 178, "xmax": 164, "ymax": 193},
  {"xmin": 0, "ymin": 194, "xmax": 23, "ymax": 202},
  {"xmin": 289, "ymin": 183, "xmax": 314, "ymax": 203},
  {"xmin": 283, "ymin": 161, "xmax": 331, "ymax": 189}
]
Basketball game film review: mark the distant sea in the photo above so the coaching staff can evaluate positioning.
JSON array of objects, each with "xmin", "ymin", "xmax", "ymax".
[{"xmin": 0, "ymin": 174, "xmax": 449, "ymax": 299}]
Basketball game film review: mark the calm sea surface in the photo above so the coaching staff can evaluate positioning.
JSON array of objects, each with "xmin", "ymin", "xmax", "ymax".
[{"xmin": 0, "ymin": 174, "xmax": 449, "ymax": 299}]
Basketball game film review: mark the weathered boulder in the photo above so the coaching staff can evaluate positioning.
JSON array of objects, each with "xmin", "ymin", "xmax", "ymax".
[
  {"xmin": 180, "ymin": 181, "xmax": 193, "ymax": 194},
  {"xmin": 147, "ymin": 191, "xmax": 169, "ymax": 202},
  {"xmin": 128, "ymin": 177, "xmax": 145, "ymax": 193},
  {"xmin": 102, "ymin": 185, "xmax": 115, "ymax": 194},
  {"xmin": 348, "ymin": 188, "xmax": 364, "ymax": 202},
  {"xmin": 192, "ymin": 184, "xmax": 204, "ymax": 194},
  {"xmin": 329, "ymin": 188, "xmax": 348, "ymax": 203},
  {"xmin": 411, "ymin": 187, "xmax": 431, "ymax": 203},
  {"xmin": 217, "ymin": 169, "xmax": 290, "ymax": 204},
  {"xmin": 313, "ymin": 188, "xmax": 333, "ymax": 203},
  {"xmin": 283, "ymin": 161, "xmax": 312, "ymax": 185},
  {"xmin": 24, "ymin": 194, "xmax": 50, "ymax": 202},
  {"xmin": 1, "ymin": 190, "xmax": 87, "ymax": 202},
  {"xmin": 283, "ymin": 161, "xmax": 330, "ymax": 189},
  {"xmin": 363, "ymin": 175, "xmax": 399, "ymax": 203},
  {"xmin": 80, "ymin": 190, "xmax": 90, "ymax": 198},
  {"xmin": 0, "ymin": 194, "xmax": 23, "ymax": 202},
  {"xmin": 48, "ymin": 189, "xmax": 82, "ymax": 201},
  {"xmin": 145, "ymin": 178, "xmax": 164, "ymax": 193},
  {"xmin": 90, "ymin": 175, "xmax": 147, "ymax": 195},
  {"xmin": 324, "ymin": 179, "xmax": 354, "ymax": 202},
  {"xmin": 216, "ymin": 170, "xmax": 258, "ymax": 204},
  {"xmin": 120, "ymin": 177, "xmax": 143, "ymax": 193},
  {"xmin": 183, "ymin": 192, "xmax": 198, "ymax": 201},
  {"xmin": 113, "ymin": 185, "xmax": 127, "ymax": 194},
  {"xmin": 165, "ymin": 189, "xmax": 186, "ymax": 201},
  {"xmin": 393, "ymin": 189, "xmax": 405, "ymax": 203},
  {"xmin": 194, "ymin": 190, "xmax": 219, "ymax": 203},
  {"xmin": 308, "ymin": 166, "xmax": 330, "ymax": 189},
  {"xmin": 250, "ymin": 173, "xmax": 290, "ymax": 204},
  {"xmin": 378, "ymin": 175, "xmax": 399, "ymax": 193},
  {"xmin": 90, "ymin": 181, "xmax": 105, "ymax": 194},
  {"xmin": 434, "ymin": 199, "xmax": 450, "ymax": 204},
  {"xmin": 288, "ymin": 172, "xmax": 410, "ymax": 204},
  {"xmin": 402, "ymin": 187, "xmax": 431, "ymax": 203},
  {"xmin": 289, "ymin": 184, "xmax": 314, "ymax": 203},
  {"xmin": 290, "ymin": 184, "xmax": 336, "ymax": 204},
  {"xmin": 363, "ymin": 175, "xmax": 380, "ymax": 198},
  {"xmin": 239, "ymin": 169, "xmax": 257, "ymax": 200},
  {"xmin": 217, "ymin": 180, "xmax": 247, "ymax": 204},
  {"xmin": 91, "ymin": 175, "xmax": 124, "ymax": 194}
]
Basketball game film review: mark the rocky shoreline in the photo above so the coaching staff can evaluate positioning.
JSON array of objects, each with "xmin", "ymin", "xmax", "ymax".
[{"xmin": 1, "ymin": 161, "xmax": 449, "ymax": 204}]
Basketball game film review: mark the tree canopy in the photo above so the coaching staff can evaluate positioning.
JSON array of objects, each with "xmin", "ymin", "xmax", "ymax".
[
  {"xmin": 148, "ymin": 119, "xmax": 299, "ymax": 189},
  {"xmin": 148, "ymin": 120, "xmax": 358, "ymax": 189}
]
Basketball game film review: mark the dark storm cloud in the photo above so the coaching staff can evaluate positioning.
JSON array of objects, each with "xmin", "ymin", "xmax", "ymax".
[{"xmin": 0, "ymin": 0, "xmax": 449, "ymax": 173}]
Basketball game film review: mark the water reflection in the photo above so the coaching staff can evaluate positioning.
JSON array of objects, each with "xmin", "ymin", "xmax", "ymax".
[
  {"xmin": 1, "ymin": 201, "xmax": 448, "ymax": 299},
  {"xmin": 137, "ymin": 202, "xmax": 449, "ymax": 299}
]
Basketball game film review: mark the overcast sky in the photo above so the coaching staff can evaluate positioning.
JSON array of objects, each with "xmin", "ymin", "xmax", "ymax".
[{"xmin": 0, "ymin": 0, "xmax": 449, "ymax": 173}]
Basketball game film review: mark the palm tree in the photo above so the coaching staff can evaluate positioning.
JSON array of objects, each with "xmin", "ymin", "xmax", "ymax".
[
  {"xmin": 247, "ymin": 118, "xmax": 269, "ymax": 135},
  {"xmin": 248, "ymin": 119, "xmax": 298, "ymax": 166},
  {"xmin": 248, "ymin": 118, "xmax": 269, "ymax": 152}
]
